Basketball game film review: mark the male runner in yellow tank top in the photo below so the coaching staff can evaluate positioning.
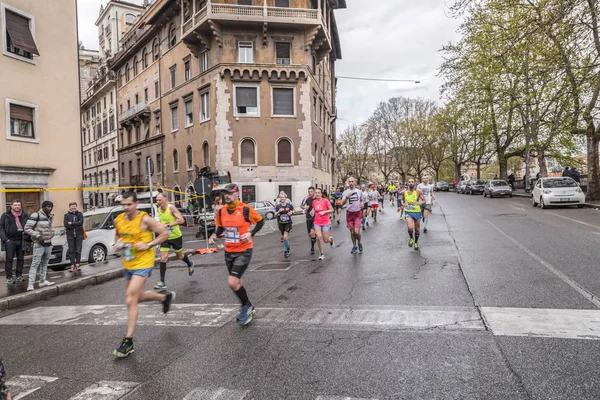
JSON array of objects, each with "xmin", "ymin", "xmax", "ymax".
[
  {"xmin": 403, "ymin": 178, "xmax": 426, "ymax": 250},
  {"xmin": 112, "ymin": 191, "xmax": 171, "ymax": 358},
  {"xmin": 154, "ymin": 193, "xmax": 195, "ymax": 289}
]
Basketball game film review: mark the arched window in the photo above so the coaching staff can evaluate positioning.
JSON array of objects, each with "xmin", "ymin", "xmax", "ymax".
[
  {"xmin": 203, "ymin": 141, "xmax": 210, "ymax": 167},
  {"xmin": 169, "ymin": 24, "xmax": 176, "ymax": 48},
  {"xmin": 153, "ymin": 38, "xmax": 160, "ymax": 62},
  {"xmin": 125, "ymin": 13, "xmax": 136, "ymax": 25},
  {"xmin": 173, "ymin": 149, "xmax": 179, "ymax": 171},
  {"xmin": 142, "ymin": 47, "xmax": 148, "ymax": 69},
  {"xmin": 125, "ymin": 63, "xmax": 130, "ymax": 81},
  {"xmin": 99, "ymin": 172, "xmax": 103, "ymax": 185},
  {"xmin": 111, "ymin": 143, "xmax": 115, "ymax": 157},
  {"xmin": 173, "ymin": 185, "xmax": 181, "ymax": 207},
  {"xmin": 277, "ymin": 138, "xmax": 292, "ymax": 164},
  {"xmin": 112, "ymin": 168, "xmax": 116, "ymax": 182},
  {"xmin": 133, "ymin": 56, "xmax": 138, "ymax": 76},
  {"xmin": 105, "ymin": 170, "xmax": 109, "ymax": 184},
  {"xmin": 84, "ymin": 175, "xmax": 88, "ymax": 185},
  {"xmin": 313, "ymin": 143, "xmax": 317, "ymax": 167},
  {"xmin": 186, "ymin": 145, "xmax": 193, "ymax": 170},
  {"xmin": 240, "ymin": 138, "xmax": 256, "ymax": 165}
]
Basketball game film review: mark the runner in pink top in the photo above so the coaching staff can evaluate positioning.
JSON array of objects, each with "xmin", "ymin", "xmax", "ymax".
[{"xmin": 312, "ymin": 188, "xmax": 334, "ymax": 260}]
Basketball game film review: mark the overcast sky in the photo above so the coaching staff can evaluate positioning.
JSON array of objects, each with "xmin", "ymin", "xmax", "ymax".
[{"xmin": 77, "ymin": 0, "xmax": 461, "ymax": 133}]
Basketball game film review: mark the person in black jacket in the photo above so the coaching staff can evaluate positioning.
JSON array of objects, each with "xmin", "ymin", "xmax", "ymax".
[
  {"xmin": 0, "ymin": 200, "xmax": 29, "ymax": 284},
  {"xmin": 64, "ymin": 202, "xmax": 84, "ymax": 272}
]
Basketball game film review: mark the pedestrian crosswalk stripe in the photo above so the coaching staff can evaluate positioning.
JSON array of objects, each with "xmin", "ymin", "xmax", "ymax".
[
  {"xmin": 7, "ymin": 375, "xmax": 58, "ymax": 400},
  {"xmin": 67, "ymin": 380, "xmax": 138, "ymax": 400},
  {"xmin": 182, "ymin": 387, "xmax": 250, "ymax": 400}
]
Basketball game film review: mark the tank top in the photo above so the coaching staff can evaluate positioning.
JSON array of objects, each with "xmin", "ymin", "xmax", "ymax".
[
  {"xmin": 114, "ymin": 211, "xmax": 155, "ymax": 270},
  {"xmin": 158, "ymin": 204, "xmax": 182, "ymax": 240},
  {"xmin": 403, "ymin": 190, "xmax": 422, "ymax": 213},
  {"xmin": 217, "ymin": 202, "xmax": 253, "ymax": 253}
]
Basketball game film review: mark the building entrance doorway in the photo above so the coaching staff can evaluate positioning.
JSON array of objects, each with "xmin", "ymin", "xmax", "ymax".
[{"xmin": 5, "ymin": 191, "xmax": 40, "ymax": 215}]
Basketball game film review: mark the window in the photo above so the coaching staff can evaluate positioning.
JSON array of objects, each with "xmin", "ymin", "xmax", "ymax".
[
  {"xmin": 112, "ymin": 169, "xmax": 116, "ymax": 183},
  {"xmin": 153, "ymin": 38, "xmax": 160, "ymax": 61},
  {"xmin": 313, "ymin": 96, "xmax": 317, "ymax": 123},
  {"xmin": 240, "ymin": 138, "xmax": 256, "ymax": 165},
  {"xmin": 136, "ymin": 158, "xmax": 141, "ymax": 175},
  {"xmin": 319, "ymin": 100, "xmax": 323, "ymax": 128},
  {"xmin": 144, "ymin": 123, "xmax": 150, "ymax": 139},
  {"xmin": 125, "ymin": 13, "xmax": 136, "ymax": 25},
  {"xmin": 103, "ymin": 147, "xmax": 108, "ymax": 159},
  {"xmin": 103, "ymin": 97, "xmax": 107, "ymax": 109},
  {"xmin": 275, "ymin": 0, "xmax": 289, "ymax": 6},
  {"xmin": 173, "ymin": 149, "xmax": 179, "ymax": 172},
  {"xmin": 3, "ymin": 7, "xmax": 39, "ymax": 63},
  {"xmin": 133, "ymin": 56, "xmax": 138, "ymax": 76},
  {"xmin": 275, "ymin": 42, "xmax": 291, "ymax": 65},
  {"xmin": 186, "ymin": 145, "xmax": 193, "ymax": 170},
  {"xmin": 277, "ymin": 138, "xmax": 292, "ymax": 164},
  {"xmin": 7, "ymin": 100, "xmax": 37, "ymax": 142},
  {"xmin": 135, "ymin": 94, "xmax": 139, "ymax": 105},
  {"xmin": 128, "ymin": 161, "xmax": 132, "ymax": 177},
  {"xmin": 110, "ymin": 92, "xmax": 113, "ymax": 105},
  {"xmin": 200, "ymin": 50, "xmax": 208, "ymax": 72},
  {"xmin": 82, "ymin": 129, "xmax": 86, "ymax": 145},
  {"xmin": 203, "ymin": 141, "xmax": 210, "ymax": 166},
  {"xmin": 142, "ymin": 88, "xmax": 147, "ymax": 103},
  {"xmin": 125, "ymin": 63, "xmax": 130, "ymax": 81},
  {"xmin": 105, "ymin": 170, "xmax": 109, "ymax": 184},
  {"xmin": 98, "ymin": 149, "xmax": 103, "ymax": 162},
  {"xmin": 142, "ymin": 47, "xmax": 148, "ymax": 68},
  {"xmin": 112, "ymin": 143, "xmax": 115, "ymax": 157},
  {"xmin": 170, "ymin": 65, "xmax": 176, "ymax": 89},
  {"xmin": 238, "ymin": 0, "xmax": 252, "ymax": 4},
  {"xmin": 273, "ymin": 87, "xmax": 294, "ymax": 116},
  {"xmin": 127, "ymin": 127, "xmax": 132, "ymax": 145},
  {"xmin": 97, "ymin": 102, "xmax": 101, "ymax": 113},
  {"xmin": 121, "ymin": 162, "xmax": 125, "ymax": 178},
  {"xmin": 235, "ymin": 86, "xmax": 259, "ymax": 116},
  {"xmin": 200, "ymin": 90, "xmax": 210, "ymax": 121},
  {"xmin": 110, "ymin": 115, "xmax": 115, "ymax": 131},
  {"xmin": 169, "ymin": 24, "xmax": 176, "ymax": 48},
  {"xmin": 135, "ymin": 124, "xmax": 141, "ymax": 142},
  {"xmin": 170, "ymin": 103, "xmax": 179, "ymax": 131},
  {"xmin": 103, "ymin": 119, "xmax": 108, "ymax": 135},
  {"xmin": 156, "ymin": 153, "xmax": 162, "ymax": 175},
  {"xmin": 184, "ymin": 97, "xmax": 193, "ymax": 127},
  {"xmin": 238, "ymin": 41, "xmax": 253, "ymax": 63},
  {"xmin": 154, "ymin": 80, "xmax": 160, "ymax": 99},
  {"xmin": 184, "ymin": 59, "xmax": 191, "ymax": 81},
  {"xmin": 155, "ymin": 113, "xmax": 161, "ymax": 134},
  {"xmin": 99, "ymin": 172, "xmax": 103, "ymax": 185}
]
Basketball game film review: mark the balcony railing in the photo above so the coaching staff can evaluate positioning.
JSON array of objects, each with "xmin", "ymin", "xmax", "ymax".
[
  {"xmin": 119, "ymin": 102, "xmax": 151, "ymax": 124},
  {"xmin": 88, "ymin": 71, "xmax": 115, "ymax": 92}
]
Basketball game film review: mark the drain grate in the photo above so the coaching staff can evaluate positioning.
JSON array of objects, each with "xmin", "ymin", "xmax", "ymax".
[{"xmin": 254, "ymin": 262, "xmax": 295, "ymax": 271}]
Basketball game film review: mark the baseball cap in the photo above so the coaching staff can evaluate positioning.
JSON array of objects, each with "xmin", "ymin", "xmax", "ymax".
[{"xmin": 222, "ymin": 183, "xmax": 239, "ymax": 194}]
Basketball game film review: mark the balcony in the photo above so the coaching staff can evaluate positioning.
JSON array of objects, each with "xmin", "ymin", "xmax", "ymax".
[
  {"xmin": 182, "ymin": 1, "xmax": 331, "ymax": 53},
  {"xmin": 119, "ymin": 102, "xmax": 151, "ymax": 125}
]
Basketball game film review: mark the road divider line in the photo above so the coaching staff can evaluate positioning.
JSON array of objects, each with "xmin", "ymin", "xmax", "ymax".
[
  {"xmin": 68, "ymin": 381, "xmax": 139, "ymax": 400},
  {"xmin": 508, "ymin": 204, "xmax": 526, "ymax": 211},
  {"xmin": 547, "ymin": 211, "xmax": 600, "ymax": 231},
  {"xmin": 468, "ymin": 207, "xmax": 482, "ymax": 217},
  {"xmin": 486, "ymin": 220, "xmax": 600, "ymax": 308}
]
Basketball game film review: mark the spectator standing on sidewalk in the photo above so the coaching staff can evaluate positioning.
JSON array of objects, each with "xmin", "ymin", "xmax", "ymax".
[
  {"xmin": 508, "ymin": 173, "xmax": 516, "ymax": 190},
  {"xmin": 24, "ymin": 201, "xmax": 55, "ymax": 291},
  {"xmin": 572, "ymin": 168, "xmax": 581, "ymax": 183},
  {"xmin": 64, "ymin": 202, "xmax": 84, "ymax": 272},
  {"xmin": 562, "ymin": 166, "xmax": 570, "ymax": 177},
  {"xmin": 0, "ymin": 200, "xmax": 29, "ymax": 284}
]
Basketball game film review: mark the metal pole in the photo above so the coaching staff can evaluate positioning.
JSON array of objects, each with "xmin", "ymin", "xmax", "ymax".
[
  {"xmin": 525, "ymin": 136, "xmax": 531, "ymax": 193},
  {"xmin": 201, "ymin": 174, "xmax": 209, "ymax": 249}
]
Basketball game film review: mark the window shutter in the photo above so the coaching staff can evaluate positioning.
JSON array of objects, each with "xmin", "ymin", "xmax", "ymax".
[
  {"xmin": 10, "ymin": 104, "xmax": 33, "ymax": 121},
  {"xmin": 278, "ymin": 139, "xmax": 292, "ymax": 164},
  {"xmin": 5, "ymin": 10, "xmax": 39, "ymax": 55},
  {"xmin": 273, "ymin": 88, "xmax": 294, "ymax": 115},
  {"xmin": 238, "ymin": 0, "xmax": 252, "ymax": 5},
  {"xmin": 276, "ymin": 42, "xmax": 290, "ymax": 59},
  {"xmin": 236, "ymin": 87, "xmax": 257, "ymax": 108},
  {"xmin": 275, "ymin": 0, "xmax": 290, "ymax": 6},
  {"xmin": 241, "ymin": 139, "xmax": 255, "ymax": 164}
]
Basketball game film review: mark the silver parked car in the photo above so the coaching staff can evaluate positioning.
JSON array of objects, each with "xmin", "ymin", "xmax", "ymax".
[
  {"xmin": 484, "ymin": 180, "xmax": 513, "ymax": 198},
  {"xmin": 247, "ymin": 201, "xmax": 276, "ymax": 220}
]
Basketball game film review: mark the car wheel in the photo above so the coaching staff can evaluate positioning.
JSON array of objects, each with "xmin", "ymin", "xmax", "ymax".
[
  {"xmin": 490, "ymin": 193, "xmax": 494, "ymax": 198},
  {"xmin": 484, "ymin": 192, "xmax": 487, "ymax": 198},
  {"xmin": 577, "ymin": 204, "xmax": 584, "ymax": 208},
  {"xmin": 531, "ymin": 196, "xmax": 538, "ymax": 207},
  {"xmin": 266, "ymin": 212, "xmax": 275, "ymax": 220},
  {"xmin": 540, "ymin": 197, "xmax": 546, "ymax": 209},
  {"xmin": 89, "ymin": 244, "xmax": 107, "ymax": 264},
  {"xmin": 509, "ymin": 195, "xmax": 513, "ymax": 198},
  {"xmin": 49, "ymin": 265, "xmax": 68, "ymax": 271}
]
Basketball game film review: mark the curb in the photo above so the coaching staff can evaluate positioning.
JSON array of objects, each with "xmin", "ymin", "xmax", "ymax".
[
  {"xmin": 512, "ymin": 193, "xmax": 599, "ymax": 209},
  {"xmin": 0, "ymin": 250, "xmax": 196, "ymax": 312}
]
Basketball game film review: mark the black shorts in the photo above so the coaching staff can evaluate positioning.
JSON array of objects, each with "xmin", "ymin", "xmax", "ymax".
[
  {"xmin": 279, "ymin": 223, "xmax": 293, "ymax": 235},
  {"xmin": 225, "ymin": 249, "xmax": 253, "ymax": 278},
  {"xmin": 335, "ymin": 204, "xmax": 343, "ymax": 210},
  {"xmin": 378, "ymin": 198, "xmax": 384, "ymax": 203},
  {"xmin": 160, "ymin": 236, "xmax": 183, "ymax": 252},
  {"xmin": 306, "ymin": 218, "xmax": 314, "ymax": 232}
]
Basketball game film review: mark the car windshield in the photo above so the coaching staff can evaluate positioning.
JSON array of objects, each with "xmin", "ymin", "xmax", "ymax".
[
  {"xmin": 438, "ymin": 181, "xmax": 447, "ymax": 185},
  {"xmin": 543, "ymin": 178, "xmax": 577, "ymax": 188},
  {"xmin": 84, "ymin": 213, "xmax": 108, "ymax": 231},
  {"xmin": 472, "ymin": 180, "xmax": 486, "ymax": 185},
  {"xmin": 491, "ymin": 180, "xmax": 508, "ymax": 186}
]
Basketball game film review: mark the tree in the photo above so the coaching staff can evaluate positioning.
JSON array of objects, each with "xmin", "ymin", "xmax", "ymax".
[{"xmin": 336, "ymin": 124, "xmax": 373, "ymax": 184}]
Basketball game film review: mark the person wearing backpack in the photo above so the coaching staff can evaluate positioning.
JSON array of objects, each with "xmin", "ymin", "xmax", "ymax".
[
  {"xmin": 24, "ymin": 201, "xmax": 55, "ymax": 291},
  {"xmin": 0, "ymin": 199, "xmax": 29, "ymax": 284}
]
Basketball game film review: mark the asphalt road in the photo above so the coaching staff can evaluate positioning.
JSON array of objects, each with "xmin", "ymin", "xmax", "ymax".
[{"xmin": 1, "ymin": 193, "xmax": 600, "ymax": 399}]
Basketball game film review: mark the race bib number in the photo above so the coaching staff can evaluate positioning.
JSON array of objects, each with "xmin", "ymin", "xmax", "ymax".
[
  {"xmin": 405, "ymin": 203, "xmax": 416, "ymax": 212},
  {"xmin": 279, "ymin": 214, "xmax": 290, "ymax": 222},
  {"xmin": 224, "ymin": 227, "xmax": 240, "ymax": 243}
]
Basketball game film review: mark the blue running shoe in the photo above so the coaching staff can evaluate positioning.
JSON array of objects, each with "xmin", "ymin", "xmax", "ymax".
[
  {"xmin": 154, "ymin": 281, "xmax": 167, "ymax": 290},
  {"xmin": 351, "ymin": 246, "xmax": 358, "ymax": 254},
  {"xmin": 238, "ymin": 304, "xmax": 255, "ymax": 326},
  {"xmin": 188, "ymin": 260, "xmax": 195, "ymax": 276},
  {"xmin": 358, "ymin": 243, "xmax": 364, "ymax": 253}
]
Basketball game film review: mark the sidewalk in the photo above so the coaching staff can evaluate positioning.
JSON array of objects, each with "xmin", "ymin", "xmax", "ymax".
[{"xmin": 511, "ymin": 189, "xmax": 600, "ymax": 208}]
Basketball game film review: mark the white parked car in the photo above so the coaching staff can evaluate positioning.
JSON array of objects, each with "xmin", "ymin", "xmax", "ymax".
[
  {"xmin": 48, "ymin": 203, "xmax": 157, "ymax": 270},
  {"xmin": 531, "ymin": 177, "xmax": 585, "ymax": 209}
]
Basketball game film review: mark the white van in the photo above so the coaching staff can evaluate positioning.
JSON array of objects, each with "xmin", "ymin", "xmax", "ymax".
[{"xmin": 48, "ymin": 203, "xmax": 156, "ymax": 270}]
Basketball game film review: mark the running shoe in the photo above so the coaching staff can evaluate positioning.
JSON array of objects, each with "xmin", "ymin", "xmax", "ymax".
[
  {"xmin": 113, "ymin": 338, "xmax": 134, "ymax": 358},
  {"xmin": 366, "ymin": 221, "xmax": 369, "ymax": 227},
  {"xmin": 351, "ymin": 246, "xmax": 358, "ymax": 254},
  {"xmin": 162, "ymin": 291, "xmax": 176, "ymax": 314},
  {"xmin": 358, "ymin": 243, "xmax": 364, "ymax": 253},
  {"xmin": 414, "ymin": 242, "xmax": 419, "ymax": 250},
  {"xmin": 310, "ymin": 248, "xmax": 315, "ymax": 255},
  {"xmin": 154, "ymin": 281, "xmax": 167, "ymax": 290},
  {"xmin": 423, "ymin": 228, "xmax": 428, "ymax": 234},
  {"xmin": 188, "ymin": 260, "xmax": 195, "ymax": 276},
  {"xmin": 238, "ymin": 304, "xmax": 255, "ymax": 326},
  {"xmin": 362, "ymin": 225, "xmax": 365, "ymax": 231},
  {"xmin": 318, "ymin": 254, "xmax": 325, "ymax": 260},
  {"xmin": 284, "ymin": 251, "xmax": 290, "ymax": 258},
  {"xmin": 409, "ymin": 238, "xmax": 414, "ymax": 247},
  {"xmin": 337, "ymin": 219, "xmax": 340, "ymax": 224},
  {"xmin": 5, "ymin": 277, "xmax": 14, "ymax": 284},
  {"xmin": 329, "ymin": 237, "xmax": 334, "ymax": 247},
  {"xmin": 400, "ymin": 216, "xmax": 404, "ymax": 220}
]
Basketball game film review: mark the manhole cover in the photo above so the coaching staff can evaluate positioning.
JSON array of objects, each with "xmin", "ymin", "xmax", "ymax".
[{"xmin": 254, "ymin": 262, "xmax": 295, "ymax": 271}]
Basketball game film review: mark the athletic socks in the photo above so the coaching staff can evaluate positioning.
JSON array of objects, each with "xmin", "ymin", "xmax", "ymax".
[
  {"xmin": 423, "ymin": 219, "xmax": 428, "ymax": 228},
  {"xmin": 310, "ymin": 237, "xmax": 316, "ymax": 250},
  {"xmin": 415, "ymin": 233, "xmax": 420, "ymax": 243},
  {"xmin": 235, "ymin": 286, "xmax": 250, "ymax": 306},
  {"xmin": 408, "ymin": 230, "xmax": 414, "ymax": 239},
  {"xmin": 159, "ymin": 262, "xmax": 167, "ymax": 282},
  {"xmin": 182, "ymin": 254, "xmax": 192, "ymax": 267},
  {"xmin": 284, "ymin": 239, "xmax": 289, "ymax": 252}
]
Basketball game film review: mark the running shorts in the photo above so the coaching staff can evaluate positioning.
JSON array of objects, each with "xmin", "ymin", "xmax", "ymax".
[
  {"xmin": 405, "ymin": 211, "xmax": 423, "ymax": 220},
  {"xmin": 123, "ymin": 267, "xmax": 153, "ymax": 280},
  {"xmin": 225, "ymin": 249, "xmax": 253, "ymax": 278},
  {"xmin": 370, "ymin": 203, "xmax": 379, "ymax": 209},
  {"xmin": 335, "ymin": 204, "xmax": 343, "ymax": 210},
  {"xmin": 279, "ymin": 223, "xmax": 293, "ymax": 235},
  {"xmin": 378, "ymin": 198, "xmax": 384, "ymax": 203},
  {"xmin": 160, "ymin": 236, "xmax": 183, "ymax": 252},
  {"xmin": 306, "ymin": 218, "xmax": 314, "ymax": 233},
  {"xmin": 422, "ymin": 204, "xmax": 432, "ymax": 211},
  {"xmin": 346, "ymin": 211, "xmax": 362, "ymax": 230}
]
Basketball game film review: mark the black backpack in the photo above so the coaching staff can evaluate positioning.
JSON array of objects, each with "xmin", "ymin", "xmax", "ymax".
[{"xmin": 23, "ymin": 214, "xmax": 40, "ymax": 243}]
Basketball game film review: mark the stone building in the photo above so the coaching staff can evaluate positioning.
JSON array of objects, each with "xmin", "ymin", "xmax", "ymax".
[
  {"xmin": 0, "ymin": 0, "xmax": 81, "ymax": 217},
  {"xmin": 112, "ymin": 0, "xmax": 345, "ymax": 206}
]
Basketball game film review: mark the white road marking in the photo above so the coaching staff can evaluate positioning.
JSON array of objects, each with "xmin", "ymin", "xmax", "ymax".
[
  {"xmin": 547, "ymin": 211, "xmax": 600, "ymax": 230},
  {"xmin": 508, "ymin": 204, "xmax": 526, "ymax": 211},
  {"xmin": 68, "ymin": 381, "xmax": 138, "ymax": 400},
  {"xmin": 184, "ymin": 240, "xmax": 206, "ymax": 244},
  {"xmin": 486, "ymin": 220, "xmax": 600, "ymax": 308},
  {"xmin": 467, "ymin": 207, "xmax": 481, "ymax": 217},
  {"xmin": 7, "ymin": 375, "xmax": 58, "ymax": 400},
  {"xmin": 183, "ymin": 387, "xmax": 250, "ymax": 400},
  {"xmin": 482, "ymin": 307, "xmax": 600, "ymax": 340}
]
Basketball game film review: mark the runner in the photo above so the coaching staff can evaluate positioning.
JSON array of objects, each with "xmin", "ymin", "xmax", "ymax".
[
  {"xmin": 332, "ymin": 186, "xmax": 344, "ymax": 224},
  {"xmin": 112, "ymin": 191, "xmax": 172, "ymax": 358},
  {"xmin": 341, "ymin": 177, "xmax": 364, "ymax": 254},
  {"xmin": 312, "ymin": 188, "xmax": 334, "ymax": 260},
  {"xmin": 369, "ymin": 185, "xmax": 380, "ymax": 222},
  {"xmin": 154, "ymin": 193, "xmax": 195, "ymax": 289},
  {"xmin": 397, "ymin": 183, "xmax": 405, "ymax": 220},
  {"xmin": 361, "ymin": 185, "xmax": 370, "ymax": 230},
  {"xmin": 402, "ymin": 179, "xmax": 426, "ymax": 250},
  {"xmin": 275, "ymin": 194, "xmax": 294, "ymax": 258},
  {"xmin": 301, "ymin": 187, "xmax": 317, "ymax": 255},
  {"xmin": 209, "ymin": 183, "xmax": 264, "ymax": 326},
  {"xmin": 417, "ymin": 176, "xmax": 436, "ymax": 233},
  {"xmin": 378, "ymin": 184, "xmax": 386, "ymax": 211},
  {"xmin": 388, "ymin": 182, "xmax": 397, "ymax": 205}
]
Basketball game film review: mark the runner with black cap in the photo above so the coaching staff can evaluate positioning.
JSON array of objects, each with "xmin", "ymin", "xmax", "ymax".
[{"xmin": 209, "ymin": 183, "xmax": 264, "ymax": 326}]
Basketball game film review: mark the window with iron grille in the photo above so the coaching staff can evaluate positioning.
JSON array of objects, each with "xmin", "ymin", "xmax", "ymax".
[{"xmin": 275, "ymin": 42, "xmax": 290, "ymax": 65}]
